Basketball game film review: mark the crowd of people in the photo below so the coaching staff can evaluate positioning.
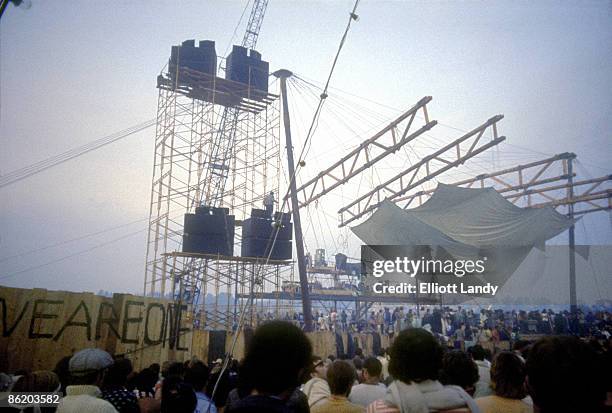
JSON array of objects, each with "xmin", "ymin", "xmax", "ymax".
[
  {"xmin": 1, "ymin": 319, "xmax": 611, "ymax": 413},
  {"xmin": 262, "ymin": 305, "xmax": 612, "ymax": 341}
]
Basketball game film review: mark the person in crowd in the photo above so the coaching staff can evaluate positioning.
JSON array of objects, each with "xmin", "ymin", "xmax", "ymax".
[
  {"xmin": 205, "ymin": 366, "xmax": 232, "ymax": 411},
  {"xmin": 468, "ymin": 344, "xmax": 492, "ymax": 398},
  {"xmin": 53, "ymin": 356, "xmax": 72, "ymax": 396},
  {"xmin": 56, "ymin": 348, "xmax": 118, "ymax": 413},
  {"xmin": 0, "ymin": 372, "xmax": 14, "ymax": 395},
  {"xmin": 302, "ymin": 356, "xmax": 331, "ymax": 409},
  {"xmin": 525, "ymin": 336, "xmax": 606, "ymax": 413},
  {"xmin": 263, "ymin": 190, "xmax": 275, "ymax": 217},
  {"xmin": 511, "ymin": 340, "xmax": 529, "ymax": 362},
  {"xmin": 312, "ymin": 360, "xmax": 363, "ymax": 413},
  {"xmin": 327, "ymin": 355, "xmax": 337, "ymax": 365},
  {"xmin": 184, "ymin": 360, "xmax": 217, "ymax": 413},
  {"xmin": 166, "ymin": 361, "xmax": 186, "ymax": 379},
  {"xmin": 353, "ymin": 357, "xmax": 364, "ymax": 383},
  {"xmin": 320, "ymin": 313, "xmax": 329, "ymax": 331},
  {"xmin": 491, "ymin": 326, "xmax": 501, "ymax": 348},
  {"xmin": 439, "ymin": 350, "xmax": 480, "ymax": 396},
  {"xmin": 349, "ymin": 357, "xmax": 386, "ymax": 408},
  {"xmin": 455, "ymin": 323, "xmax": 466, "ymax": 350},
  {"xmin": 422, "ymin": 309, "xmax": 433, "ymax": 329},
  {"xmin": 155, "ymin": 361, "xmax": 186, "ymax": 400},
  {"xmin": 128, "ymin": 366, "xmax": 158, "ymax": 398},
  {"xmin": 226, "ymin": 320, "xmax": 312, "ymax": 413},
  {"xmin": 160, "ymin": 375, "xmax": 196, "ymax": 413},
  {"xmin": 375, "ymin": 349, "xmax": 389, "ymax": 382},
  {"xmin": 367, "ymin": 328, "xmax": 479, "ymax": 413},
  {"xmin": 475, "ymin": 352, "xmax": 532, "ymax": 413},
  {"xmin": 149, "ymin": 363, "xmax": 161, "ymax": 378},
  {"xmin": 226, "ymin": 373, "xmax": 308, "ymax": 413},
  {"xmin": 376, "ymin": 310, "xmax": 385, "ymax": 335},
  {"xmin": 9, "ymin": 370, "xmax": 61, "ymax": 413},
  {"xmin": 102, "ymin": 358, "xmax": 139, "ymax": 413}
]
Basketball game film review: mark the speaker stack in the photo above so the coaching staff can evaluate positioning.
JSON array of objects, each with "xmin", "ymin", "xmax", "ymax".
[
  {"xmin": 241, "ymin": 209, "xmax": 293, "ymax": 260},
  {"xmin": 182, "ymin": 206, "xmax": 235, "ymax": 256}
]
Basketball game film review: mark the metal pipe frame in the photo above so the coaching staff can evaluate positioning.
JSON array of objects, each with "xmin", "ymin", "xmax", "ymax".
[{"xmin": 144, "ymin": 68, "xmax": 290, "ymax": 332}]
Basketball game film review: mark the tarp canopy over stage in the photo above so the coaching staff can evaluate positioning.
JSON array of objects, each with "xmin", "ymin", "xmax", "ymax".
[
  {"xmin": 352, "ymin": 184, "xmax": 573, "ymax": 247},
  {"xmin": 352, "ymin": 184, "xmax": 576, "ymax": 303}
]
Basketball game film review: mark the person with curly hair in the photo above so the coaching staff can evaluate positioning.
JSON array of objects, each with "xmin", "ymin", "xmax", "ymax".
[
  {"xmin": 476, "ymin": 351, "xmax": 532, "ymax": 413},
  {"xmin": 367, "ymin": 328, "xmax": 479, "ymax": 413},
  {"xmin": 226, "ymin": 321, "xmax": 312, "ymax": 413},
  {"xmin": 525, "ymin": 336, "xmax": 606, "ymax": 413},
  {"xmin": 439, "ymin": 350, "xmax": 479, "ymax": 396}
]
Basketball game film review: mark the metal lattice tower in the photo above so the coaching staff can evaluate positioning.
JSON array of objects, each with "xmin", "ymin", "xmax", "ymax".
[
  {"xmin": 142, "ymin": 0, "xmax": 299, "ymax": 329},
  {"xmin": 143, "ymin": 62, "xmax": 296, "ymax": 329}
]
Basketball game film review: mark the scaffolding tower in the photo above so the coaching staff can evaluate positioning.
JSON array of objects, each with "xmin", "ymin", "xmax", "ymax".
[{"xmin": 144, "ymin": 60, "xmax": 297, "ymax": 328}]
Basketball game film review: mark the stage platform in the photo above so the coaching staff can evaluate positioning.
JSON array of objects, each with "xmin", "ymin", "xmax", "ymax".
[
  {"xmin": 157, "ymin": 67, "xmax": 278, "ymax": 113},
  {"xmin": 162, "ymin": 251, "xmax": 292, "ymax": 266},
  {"xmin": 237, "ymin": 291, "xmax": 439, "ymax": 304}
]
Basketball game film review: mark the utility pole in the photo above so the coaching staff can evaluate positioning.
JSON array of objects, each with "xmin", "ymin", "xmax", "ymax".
[
  {"xmin": 274, "ymin": 69, "xmax": 313, "ymax": 331},
  {"xmin": 567, "ymin": 155, "xmax": 577, "ymax": 312}
]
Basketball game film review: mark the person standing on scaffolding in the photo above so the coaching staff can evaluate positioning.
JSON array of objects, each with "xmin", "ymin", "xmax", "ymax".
[{"xmin": 263, "ymin": 190, "xmax": 275, "ymax": 218}]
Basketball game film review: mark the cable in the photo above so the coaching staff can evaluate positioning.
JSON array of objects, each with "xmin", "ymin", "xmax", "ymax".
[
  {"xmin": 0, "ymin": 216, "xmax": 149, "ymax": 263},
  {"xmin": 223, "ymin": 0, "xmax": 252, "ymax": 57},
  {"xmin": 0, "ymin": 227, "xmax": 146, "ymax": 281},
  {"xmin": 292, "ymin": 0, "xmax": 361, "ymax": 174},
  {"xmin": 0, "ymin": 207, "xmax": 191, "ymax": 280},
  {"xmin": 0, "ymin": 119, "xmax": 155, "ymax": 188},
  {"xmin": 295, "ymin": 73, "xmax": 612, "ymax": 174}
]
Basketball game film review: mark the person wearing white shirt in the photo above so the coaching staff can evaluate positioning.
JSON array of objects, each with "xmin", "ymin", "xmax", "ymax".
[
  {"xmin": 469, "ymin": 344, "xmax": 493, "ymax": 398},
  {"xmin": 302, "ymin": 356, "xmax": 331, "ymax": 409},
  {"xmin": 349, "ymin": 357, "xmax": 386, "ymax": 407}
]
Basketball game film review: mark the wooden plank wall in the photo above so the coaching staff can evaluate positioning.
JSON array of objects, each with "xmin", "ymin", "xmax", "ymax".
[
  {"xmin": 0, "ymin": 286, "xmax": 193, "ymax": 372},
  {"xmin": 4, "ymin": 286, "xmax": 507, "ymax": 375}
]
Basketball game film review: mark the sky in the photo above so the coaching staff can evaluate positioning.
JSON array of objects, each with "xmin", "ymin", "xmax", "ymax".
[{"xmin": 0, "ymin": 1, "xmax": 610, "ymax": 297}]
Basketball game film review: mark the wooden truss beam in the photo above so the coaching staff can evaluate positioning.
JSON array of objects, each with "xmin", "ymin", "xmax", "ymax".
[
  {"xmin": 292, "ymin": 96, "xmax": 436, "ymax": 208},
  {"xmin": 527, "ymin": 175, "xmax": 612, "ymax": 215},
  {"xmin": 338, "ymin": 115, "xmax": 505, "ymax": 227},
  {"xmin": 396, "ymin": 169, "xmax": 610, "ymax": 217},
  {"xmin": 505, "ymin": 175, "xmax": 610, "ymax": 205},
  {"xmin": 395, "ymin": 152, "xmax": 576, "ymax": 209}
]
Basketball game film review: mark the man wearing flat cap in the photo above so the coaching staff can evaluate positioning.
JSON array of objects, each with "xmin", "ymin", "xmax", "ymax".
[{"xmin": 56, "ymin": 348, "xmax": 118, "ymax": 413}]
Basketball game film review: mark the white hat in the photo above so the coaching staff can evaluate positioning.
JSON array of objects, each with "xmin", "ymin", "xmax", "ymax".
[{"xmin": 69, "ymin": 348, "xmax": 114, "ymax": 376}]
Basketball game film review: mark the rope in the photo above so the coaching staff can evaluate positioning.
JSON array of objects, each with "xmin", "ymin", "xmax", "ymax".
[
  {"xmin": 292, "ymin": 0, "xmax": 361, "ymax": 171},
  {"xmin": 0, "ymin": 119, "xmax": 155, "ymax": 188},
  {"xmin": 0, "ymin": 216, "xmax": 149, "ymax": 263}
]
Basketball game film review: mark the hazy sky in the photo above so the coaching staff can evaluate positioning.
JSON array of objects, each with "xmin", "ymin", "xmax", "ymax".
[{"xmin": 1, "ymin": 1, "xmax": 610, "ymax": 295}]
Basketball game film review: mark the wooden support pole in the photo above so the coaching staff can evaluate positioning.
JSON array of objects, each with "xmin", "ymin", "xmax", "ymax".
[
  {"xmin": 274, "ymin": 69, "xmax": 313, "ymax": 331},
  {"xmin": 567, "ymin": 157, "xmax": 577, "ymax": 313}
]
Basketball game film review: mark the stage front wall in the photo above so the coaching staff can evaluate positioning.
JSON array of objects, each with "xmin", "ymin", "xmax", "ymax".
[{"xmin": 0, "ymin": 286, "xmax": 390, "ymax": 373}]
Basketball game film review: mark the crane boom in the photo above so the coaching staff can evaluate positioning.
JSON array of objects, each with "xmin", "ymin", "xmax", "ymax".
[
  {"xmin": 242, "ymin": 0, "xmax": 269, "ymax": 49},
  {"xmin": 201, "ymin": 0, "xmax": 269, "ymax": 206}
]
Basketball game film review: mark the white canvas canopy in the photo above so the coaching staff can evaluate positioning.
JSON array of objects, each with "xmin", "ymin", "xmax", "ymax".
[
  {"xmin": 352, "ymin": 184, "xmax": 576, "ymax": 303},
  {"xmin": 352, "ymin": 183, "xmax": 573, "ymax": 247}
]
